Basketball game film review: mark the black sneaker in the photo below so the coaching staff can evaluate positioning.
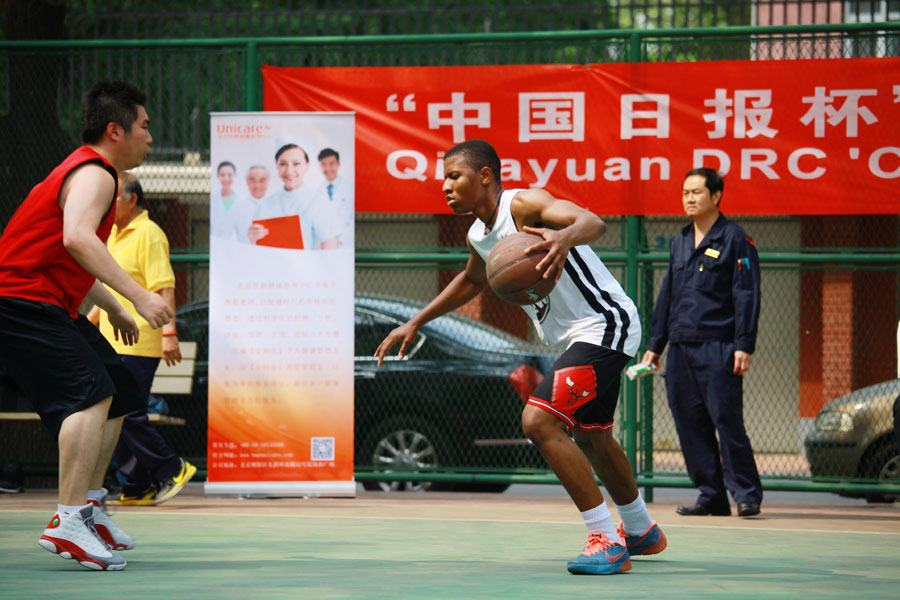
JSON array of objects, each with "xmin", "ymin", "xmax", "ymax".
[{"xmin": 0, "ymin": 462, "xmax": 24, "ymax": 494}]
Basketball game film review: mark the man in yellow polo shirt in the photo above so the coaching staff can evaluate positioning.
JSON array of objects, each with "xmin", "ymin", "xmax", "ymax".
[{"xmin": 88, "ymin": 172, "xmax": 196, "ymax": 505}]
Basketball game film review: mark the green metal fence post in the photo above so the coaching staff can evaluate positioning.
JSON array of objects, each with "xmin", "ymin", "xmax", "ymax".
[
  {"xmin": 638, "ymin": 222, "xmax": 656, "ymax": 503},
  {"xmin": 629, "ymin": 30, "xmax": 641, "ymax": 63},
  {"xmin": 244, "ymin": 41, "xmax": 259, "ymax": 111},
  {"xmin": 623, "ymin": 29, "xmax": 644, "ymax": 494},
  {"xmin": 623, "ymin": 216, "xmax": 640, "ymax": 477}
]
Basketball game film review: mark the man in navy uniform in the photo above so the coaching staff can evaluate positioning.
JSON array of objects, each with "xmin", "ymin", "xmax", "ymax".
[{"xmin": 642, "ymin": 167, "xmax": 763, "ymax": 518}]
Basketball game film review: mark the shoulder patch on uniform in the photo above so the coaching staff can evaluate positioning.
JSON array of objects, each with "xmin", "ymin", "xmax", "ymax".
[{"xmin": 745, "ymin": 237, "xmax": 755, "ymax": 246}]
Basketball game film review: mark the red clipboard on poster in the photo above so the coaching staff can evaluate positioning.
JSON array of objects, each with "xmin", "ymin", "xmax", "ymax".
[{"xmin": 253, "ymin": 215, "xmax": 304, "ymax": 249}]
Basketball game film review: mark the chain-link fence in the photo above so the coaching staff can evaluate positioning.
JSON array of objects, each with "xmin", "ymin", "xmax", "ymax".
[
  {"xmin": 639, "ymin": 216, "xmax": 900, "ymax": 499},
  {"xmin": 51, "ymin": 1, "xmax": 900, "ymax": 38},
  {"xmin": 1, "ymin": 21, "xmax": 899, "ymax": 497}
]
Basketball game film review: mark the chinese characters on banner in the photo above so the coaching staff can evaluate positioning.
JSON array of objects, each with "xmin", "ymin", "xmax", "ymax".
[
  {"xmin": 263, "ymin": 58, "xmax": 900, "ymax": 215},
  {"xmin": 206, "ymin": 112, "xmax": 356, "ymax": 497}
]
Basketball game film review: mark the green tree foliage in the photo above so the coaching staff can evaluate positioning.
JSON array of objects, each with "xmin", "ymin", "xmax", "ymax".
[{"xmin": 56, "ymin": 1, "xmax": 745, "ymax": 40}]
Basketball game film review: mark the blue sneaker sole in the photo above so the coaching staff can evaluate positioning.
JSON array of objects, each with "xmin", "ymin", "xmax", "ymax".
[{"xmin": 567, "ymin": 558, "xmax": 632, "ymax": 575}]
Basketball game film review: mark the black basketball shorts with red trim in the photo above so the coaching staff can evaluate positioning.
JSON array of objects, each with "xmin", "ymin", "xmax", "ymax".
[{"xmin": 527, "ymin": 342, "xmax": 631, "ymax": 432}]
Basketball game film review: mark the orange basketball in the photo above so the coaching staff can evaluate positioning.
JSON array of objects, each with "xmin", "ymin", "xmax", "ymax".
[{"xmin": 486, "ymin": 232, "xmax": 556, "ymax": 305}]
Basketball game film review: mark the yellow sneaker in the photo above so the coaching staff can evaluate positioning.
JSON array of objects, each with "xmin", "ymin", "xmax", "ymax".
[
  {"xmin": 107, "ymin": 489, "xmax": 156, "ymax": 507},
  {"xmin": 155, "ymin": 459, "xmax": 197, "ymax": 504}
]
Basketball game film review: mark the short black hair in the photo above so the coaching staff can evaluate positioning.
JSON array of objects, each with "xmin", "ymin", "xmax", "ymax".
[
  {"xmin": 318, "ymin": 148, "xmax": 339, "ymax": 162},
  {"xmin": 81, "ymin": 80, "xmax": 147, "ymax": 144},
  {"xmin": 217, "ymin": 161, "xmax": 236, "ymax": 174},
  {"xmin": 445, "ymin": 139, "xmax": 501, "ymax": 183},
  {"xmin": 684, "ymin": 167, "xmax": 725, "ymax": 203},
  {"xmin": 275, "ymin": 143, "xmax": 309, "ymax": 163}
]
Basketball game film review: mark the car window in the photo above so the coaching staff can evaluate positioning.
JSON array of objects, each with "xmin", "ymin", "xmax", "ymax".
[
  {"xmin": 425, "ymin": 313, "xmax": 541, "ymax": 353},
  {"xmin": 355, "ymin": 296, "xmax": 550, "ymax": 360},
  {"xmin": 355, "ymin": 307, "xmax": 424, "ymax": 361},
  {"xmin": 176, "ymin": 304, "xmax": 210, "ymax": 360}
]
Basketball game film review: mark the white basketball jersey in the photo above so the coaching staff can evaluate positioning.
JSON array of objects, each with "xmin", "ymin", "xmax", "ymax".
[{"xmin": 468, "ymin": 189, "xmax": 640, "ymax": 356}]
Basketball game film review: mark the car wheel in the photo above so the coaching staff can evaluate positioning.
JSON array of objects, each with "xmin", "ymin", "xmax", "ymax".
[
  {"xmin": 360, "ymin": 417, "xmax": 451, "ymax": 492},
  {"xmin": 861, "ymin": 441, "xmax": 900, "ymax": 503}
]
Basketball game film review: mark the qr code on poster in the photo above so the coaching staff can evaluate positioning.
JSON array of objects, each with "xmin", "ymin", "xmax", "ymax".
[{"xmin": 311, "ymin": 437, "xmax": 335, "ymax": 461}]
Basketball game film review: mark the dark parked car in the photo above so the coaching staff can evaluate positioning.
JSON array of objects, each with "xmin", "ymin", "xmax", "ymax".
[
  {"xmin": 173, "ymin": 295, "xmax": 557, "ymax": 492},
  {"xmin": 804, "ymin": 379, "xmax": 900, "ymax": 502}
]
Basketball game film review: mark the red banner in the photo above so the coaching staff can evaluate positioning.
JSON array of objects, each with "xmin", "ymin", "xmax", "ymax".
[{"xmin": 264, "ymin": 58, "xmax": 900, "ymax": 215}]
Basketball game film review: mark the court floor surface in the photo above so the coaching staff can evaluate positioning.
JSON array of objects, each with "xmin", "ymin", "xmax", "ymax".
[{"xmin": 1, "ymin": 486, "xmax": 898, "ymax": 599}]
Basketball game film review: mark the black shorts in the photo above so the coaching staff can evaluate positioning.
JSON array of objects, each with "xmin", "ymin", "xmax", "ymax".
[
  {"xmin": 527, "ymin": 342, "xmax": 630, "ymax": 431},
  {"xmin": 0, "ymin": 297, "xmax": 144, "ymax": 438}
]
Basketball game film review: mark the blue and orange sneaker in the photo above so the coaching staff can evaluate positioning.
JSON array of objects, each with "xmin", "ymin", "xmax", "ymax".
[
  {"xmin": 616, "ymin": 520, "xmax": 667, "ymax": 556},
  {"xmin": 566, "ymin": 532, "xmax": 632, "ymax": 575}
]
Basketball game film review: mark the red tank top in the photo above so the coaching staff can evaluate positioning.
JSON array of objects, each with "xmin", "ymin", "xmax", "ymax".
[{"xmin": 0, "ymin": 146, "xmax": 117, "ymax": 318}]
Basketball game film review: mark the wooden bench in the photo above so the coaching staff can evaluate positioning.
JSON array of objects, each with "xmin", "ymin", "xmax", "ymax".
[
  {"xmin": 0, "ymin": 341, "xmax": 197, "ymax": 427},
  {"xmin": 150, "ymin": 341, "xmax": 198, "ymax": 396}
]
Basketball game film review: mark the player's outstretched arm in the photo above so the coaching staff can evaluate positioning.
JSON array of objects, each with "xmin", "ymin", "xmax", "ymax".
[
  {"xmin": 374, "ymin": 321, "xmax": 420, "ymax": 367},
  {"xmin": 375, "ymin": 246, "xmax": 488, "ymax": 366},
  {"xmin": 61, "ymin": 164, "xmax": 173, "ymax": 328}
]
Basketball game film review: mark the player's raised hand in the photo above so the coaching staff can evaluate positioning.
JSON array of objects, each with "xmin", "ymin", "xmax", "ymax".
[{"xmin": 374, "ymin": 322, "xmax": 419, "ymax": 367}]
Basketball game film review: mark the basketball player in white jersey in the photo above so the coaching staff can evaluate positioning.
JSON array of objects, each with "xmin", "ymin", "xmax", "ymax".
[{"xmin": 375, "ymin": 139, "xmax": 666, "ymax": 575}]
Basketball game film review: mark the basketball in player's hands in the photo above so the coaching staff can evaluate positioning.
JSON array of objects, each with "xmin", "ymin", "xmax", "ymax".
[{"xmin": 486, "ymin": 232, "xmax": 556, "ymax": 305}]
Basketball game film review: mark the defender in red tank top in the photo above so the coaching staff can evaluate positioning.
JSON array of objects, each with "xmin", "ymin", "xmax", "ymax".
[
  {"xmin": 0, "ymin": 147, "xmax": 118, "ymax": 317},
  {"xmin": 0, "ymin": 80, "xmax": 173, "ymax": 571}
]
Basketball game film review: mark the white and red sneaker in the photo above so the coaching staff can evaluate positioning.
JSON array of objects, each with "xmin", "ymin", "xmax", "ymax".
[
  {"xmin": 87, "ymin": 498, "xmax": 135, "ymax": 550},
  {"xmin": 38, "ymin": 505, "xmax": 127, "ymax": 571}
]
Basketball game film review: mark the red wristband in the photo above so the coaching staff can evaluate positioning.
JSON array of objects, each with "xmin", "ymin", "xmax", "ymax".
[{"xmin": 162, "ymin": 331, "xmax": 177, "ymax": 337}]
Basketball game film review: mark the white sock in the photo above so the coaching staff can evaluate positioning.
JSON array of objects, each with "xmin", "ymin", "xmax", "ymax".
[
  {"xmin": 87, "ymin": 488, "xmax": 107, "ymax": 503},
  {"xmin": 615, "ymin": 493, "xmax": 654, "ymax": 536},
  {"xmin": 580, "ymin": 502, "xmax": 623, "ymax": 544},
  {"xmin": 57, "ymin": 504, "xmax": 84, "ymax": 517}
]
